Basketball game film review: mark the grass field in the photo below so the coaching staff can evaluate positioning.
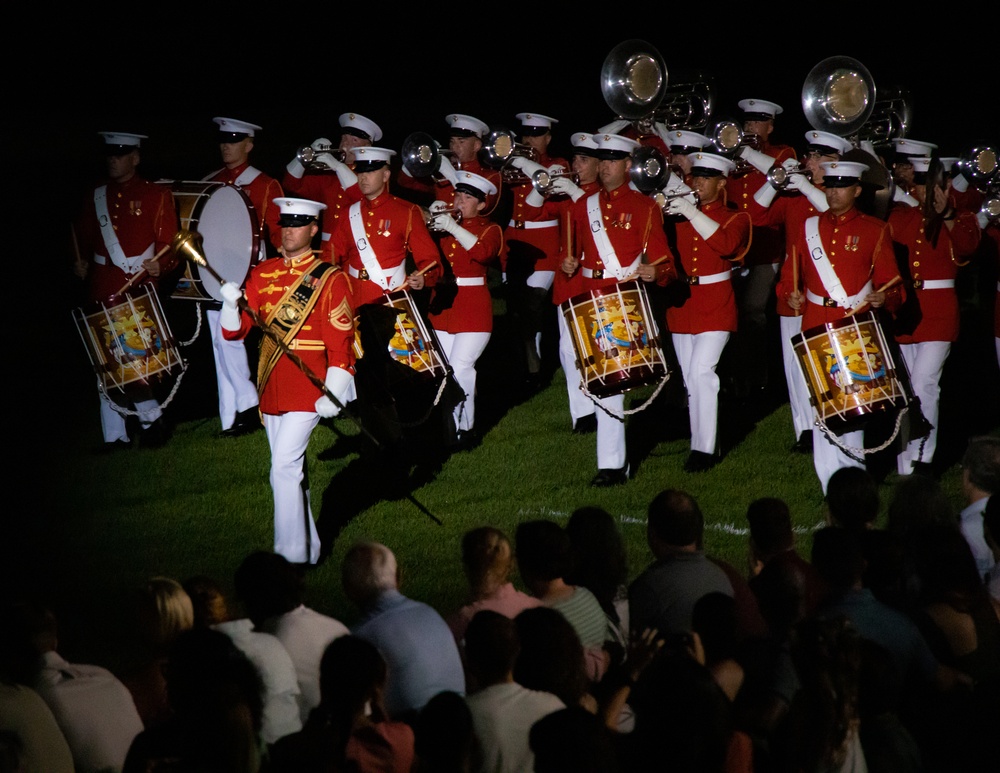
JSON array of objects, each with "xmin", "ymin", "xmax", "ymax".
[{"xmin": 8, "ymin": 279, "xmax": 999, "ymax": 677}]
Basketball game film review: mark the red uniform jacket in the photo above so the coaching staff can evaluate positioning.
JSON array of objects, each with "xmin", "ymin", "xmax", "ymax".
[
  {"xmin": 777, "ymin": 207, "xmax": 905, "ymax": 332},
  {"xmin": 281, "ymin": 168, "xmax": 363, "ymax": 263},
  {"xmin": 330, "ymin": 190, "xmax": 442, "ymax": 308},
  {"xmin": 888, "ymin": 206, "xmax": 980, "ymax": 342},
  {"xmin": 222, "ymin": 253, "xmax": 356, "ymax": 414},
  {"xmin": 551, "ymin": 180, "xmax": 603, "ymax": 307},
  {"xmin": 428, "ymin": 217, "xmax": 503, "ymax": 334},
  {"xmin": 666, "ymin": 199, "xmax": 751, "ymax": 334},
  {"xmin": 206, "ymin": 162, "xmax": 284, "ymax": 256},
  {"xmin": 74, "ymin": 175, "xmax": 179, "ymax": 302},
  {"xmin": 728, "ymin": 142, "xmax": 796, "ymax": 269},
  {"xmin": 397, "ymin": 157, "xmax": 503, "ymax": 220},
  {"xmin": 503, "ymin": 153, "xmax": 570, "ymax": 274}
]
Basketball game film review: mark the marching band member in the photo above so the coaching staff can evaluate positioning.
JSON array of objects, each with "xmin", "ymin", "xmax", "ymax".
[
  {"xmin": 73, "ymin": 131, "xmax": 180, "ymax": 450},
  {"xmin": 503, "ymin": 112, "xmax": 570, "ymax": 393},
  {"xmin": 426, "ymin": 171, "xmax": 504, "ymax": 449},
  {"xmin": 555, "ymin": 133, "xmax": 678, "ymax": 486},
  {"xmin": 727, "ymin": 99, "xmax": 797, "ymax": 406},
  {"xmin": 202, "ymin": 117, "xmax": 285, "ymax": 438},
  {"xmin": 889, "ymin": 137, "xmax": 938, "ymax": 207},
  {"xmin": 281, "ymin": 112, "xmax": 381, "ymax": 262},
  {"xmin": 888, "ymin": 156, "xmax": 981, "ymax": 477},
  {"xmin": 662, "ymin": 129, "xmax": 713, "ymax": 179},
  {"xmin": 776, "ymin": 161, "xmax": 905, "ymax": 494},
  {"xmin": 219, "ymin": 198, "xmax": 356, "ymax": 565},
  {"xmin": 745, "ymin": 129, "xmax": 855, "ymax": 454},
  {"xmin": 664, "ymin": 152, "xmax": 752, "ymax": 472}
]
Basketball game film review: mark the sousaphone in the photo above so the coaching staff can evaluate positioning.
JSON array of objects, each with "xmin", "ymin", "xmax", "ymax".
[{"xmin": 600, "ymin": 39, "xmax": 668, "ymax": 121}]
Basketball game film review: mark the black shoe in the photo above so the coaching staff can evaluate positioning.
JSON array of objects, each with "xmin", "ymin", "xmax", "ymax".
[
  {"xmin": 219, "ymin": 409, "xmax": 262, "ymax": 438},
  {"xmin": 791, "ymin": 431, "xmax": 813, "ymax": 454},
  {"xmin": 909, "ymin": 461, "xmax": 936, "ymax": 478},
  {"xmin": 590, "ymin": 464, "xmax": 630, "ymax": 487},
  {"xmin": 451, "ymin": 428, "xmax": 480, "ymax": 451},
  {"xmin": 139, "ymin": 419, "xmax": 170, "ymax": 449},
  {"xmin": 98, "ymin": 438, "xmax": 133, "ymax": 454},
  {"xmin": 573, "ymin": 414, "xmax": 597, "ymax": 435},
  {"xmin": 684, "ymin": 451, "xmax": 719, "ymax": 473}
]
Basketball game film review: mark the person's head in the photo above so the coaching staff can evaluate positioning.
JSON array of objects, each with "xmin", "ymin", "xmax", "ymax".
[
  {"xmin": 513, "ymin": 606, "xmax": 588, "ymax": 707},
  {"xmin": 131, "ymin": 576, "xmax": 195, "ymax": 654},
  {"xmin": 751, "ymin": 555, "xmax": 815, "ymax": 636},
  {"xmin": 464, "ymin": 609, "xmax": 520, "ymax": 687},
  {"xmin": 530, "ymin": 706, "xmax": 623, "ymax": 773},
  {"xmin": 273, "ymin": 196, "xmax": 325, "ymax": 257},
  {"xmin": 692, "ymin": 591, "xmax": 738, "ymax": 663},
  {"xmin": 460, "ymin": 526, "xmax": 514, "ymax": 597},
  {"xmin": 565, "ymin": 506, "xmax": 628, "ymax": 605},
  {"xmin": 99, "ymin": 131, "xmax": 144, "ymax": 183},
  {"xmin": 961, "ymin": 435, "xmax": 1000, "ymax": 500},
  {"xmin": 688, "ymin": 151, "xmax": 734, "ymax": 205},
  {"xmin": 414, "ymin": 690, "xmax": 476, "ymax": 772},
  {"xmin": 569, "ymin": 131, "xmax": 601, "ymax": 184},
  {"xmin": 886, "ymin": 473, "xmax": 955, "ymax": 541},
  {"xmin": 738, "ymin": 98, "xmax": 782, "ymax": 144},
  {"xmin": 746, "ymin": 497, "xmax": 795, "ymax": 567},
  {"xmin": 646, "ymin": 489, "xmax": 704, "ymax": 554},
  {"xmin": 338, "ymin": 112, "xmax": 382, "ymax": 164},
  {"xmin": 825, "ymin": 466, "xmax": 880, "ymax": 530},
  {"xmin": 183, "ymin": 575, "xmax": 230, "ymax": 628},
  {"xmin": 594, "ymin": 133, "xmax": 640, "ymax": 192},
  {"xmin": 446, "ymin": 113, "xmax": 489, "ymax": 164},
  {"xmin": 666, "ymin": 130, "xmax": 712, "ymax": 175},
  {"xmin": 810, "ymin": 526, "xmax": 865, "ymax": 591},
  {"xmin": 516, "ymin": 111, "xmax": 556, "ymax": 157},
  {"xmin": 452, "ymin": 171, "xmax": 495, "ymax": 220},
  {"xmin": 891, "ymin": 138, "xmax": 938, "ymax": 188},
  {"xmin": 801, "ymin": 130, "xmax": 853, "ymax": 182},
  {"xmin": 319, "ymin": 635, "xmax": 387, "ymax": 718},
  {"xmin": 233, "ymin": 551, "xmax": 305, "ymax": 626},
  {"xmin": 514, "ymin": 519, "xmax": 573, "ymax": 588},
  {"xmin": 214, "ymin": 117, "xmax": 261, "ymax": 169},
  {"xmin": 352, "ymin": 147, "xmax": 396, "ymax": 200},
  {"xmin": 821, "ymin": 161, "xmax": 868, "ymax": 216},
  {"xmin": 911, "ymin": 522, "xmax": 987, "ymax": 605},
  {"xmin": 342, "ymin": 541, "xmax": 398, "ymax": 607}
]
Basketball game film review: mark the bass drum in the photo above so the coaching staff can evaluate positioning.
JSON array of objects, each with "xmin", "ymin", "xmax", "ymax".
[
  {"xmin": 161, "ymin": 181, "xmax": 260, "ymax": 302},
  {"xmin": 793, "ymin": 310, "xmax": 912, "ymax": 435},
  {"xmin": 560, "ymin": 280, "xmax": 669, "ymax": 397}
]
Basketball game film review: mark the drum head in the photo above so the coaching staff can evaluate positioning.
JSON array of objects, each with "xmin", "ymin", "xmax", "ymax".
[{"xmin": 197, "ymin": 185, "xmax": 257, "ymax": 301}]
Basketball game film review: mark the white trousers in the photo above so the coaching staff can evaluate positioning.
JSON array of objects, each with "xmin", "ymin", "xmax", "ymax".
[
  {"xmin": 897, "ymin": 340, "xmax": 951, "ymax": 473},
  {"xmin": 595, "ymin": 393, "xmax": 627, "ymax": 470},
  {"xmin": 781, "ymin": 315, "xmax": 815, "ymax": 439},
  {"xmin": 435, "ymin": 330, "xmax": 490, "ymax": 432},
  {"xmin": 263, "ymin": 411, "xmax": 321, "ymax": 564},
  {"xmin": 813, "ymin": 426, "xmax": 866, "ymax": 495},
  {"xmin": 557, "ymin": 309, "xmax": 597, "ymax": 427},
  {"xmin": 672, "ymin": 331, "xmax": 730, "ymax": 455},
  {"xmin": 99, "ymin": 395, "xmax": 161, "ymax": 443},
  {"xmin": 207, "ymin": 309, "xmax": 260, "ymax": 430}
]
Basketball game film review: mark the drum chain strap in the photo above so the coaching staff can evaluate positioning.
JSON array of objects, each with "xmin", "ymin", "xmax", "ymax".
[
  {"xmin": 175, "ymin": 302, "xmax": 205, "ymax": 347},
  {"xmin": 95, "ymin": 362, "xmax": 189, "ymax": 419},
  {"xmin": 580, "ymin": 371, "xmax": 673, "ymax": 422},
  {"xmin": 817, "ymin": 406, "xmax": 908, "ymax": 464},
  {"xmin": 398, "ymin": 372, "xmax": 452, "ymax": 429}
]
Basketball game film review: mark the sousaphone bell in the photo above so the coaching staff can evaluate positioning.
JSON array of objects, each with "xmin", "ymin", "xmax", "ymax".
[{"xmin": 600, "ymin": 39, "xmax": 668, "ymax": 121}]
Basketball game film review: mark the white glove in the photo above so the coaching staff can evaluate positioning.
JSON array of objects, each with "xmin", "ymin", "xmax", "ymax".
[
  {"xmin": 951, "ymin": 173, "xmax": 970, "ymax": 193},
  {"xmin": 311, "ymin": 137, "xmax": 333, "ymax": 151},
  {"xmin": 549, "ymin": 176, "xmax": 584, "ymax": 202},
  {"xmin": 753, "ymin": 181, "xmax": 778, "ymax": 208},
  {"xmin": 315, "ymin": 367, "xmax": 353, "ymax": 418},
  {"xmin": 739, "ymin": 146, "xmax": 778, "ymax": 175},
  {"xmin": 977, "ymin": 210, "xmax": 989, "ymax": 230},
  {"xmin": 510, "ymin": 155, "xmax": 548, "ymax": 178},
  {"xmin": 437, "ymin": 155, "xmax": 459, "ymax": 186},
  {"xmin": 315, "ymin": 153, "xmax": 357, "ymax": 189},
  {"xmin": 652, "ymin": 121, "xmax": 673, "ymax": 146},
  {"xmin": 666, "ymin": 195, "xmax": 698, "ymax": 219},
  {"xmin": 219, "ymin": 282, "xmax": 243, "ymax": 331},
  {"xmin": 547, "ymin": 163, "xmax": 566, "ymax": 176},
  {"xmin": 787, "ymin": 173, "xmax": 829, "ymax": 212},
  {"xmin": 430, "ymin": 213, "xmax": 457, "ymax": 233},
  {"xmin": 668, "ymin": 197, "xmax": 720, "ymax": 240},
  {"xmin": 597, "ymin": 118, "xmax": 630, "ymax": 135},
  {"xmin": 429, "ymin": 200, "xmax": 450, "ymax": 214},
  {"xmin": 286, "ymin": 156, "xmax": 306, "ymax": 179},
  {"xmin": 443, "ymin": 221, "xmax": 479, "ymax": 251},
  {"xmin": 893, "ymin": 186, "xmax": 920, "ymax": 207},
  {"xmin": 525, "ymin": 187, "xmax": 546, "ymax": 207}
]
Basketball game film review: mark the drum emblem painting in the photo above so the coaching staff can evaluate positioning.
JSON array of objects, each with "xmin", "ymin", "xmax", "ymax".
[{"xmin": 824, "ymin": 331, "xmax": 886, "ymax": 392}]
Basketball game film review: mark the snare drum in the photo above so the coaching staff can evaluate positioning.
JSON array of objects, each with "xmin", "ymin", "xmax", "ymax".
[
  {"xmin": 560, "ymin": 280, "xmax": 669, "ymax": 398},
  {"xmin": 793, "ymin": 311, "xmax": 911, "ymax": 435},
  {"xmin": 73, "ymin": 286, "xmax": 185, "ymax": 400},
  {"xmin": 379, "ymin": 291, "xmax": 450, "ymax": 378},
  {"xmin": 162, "ymin": 181, "xmax": 260, "ymax": 302}
]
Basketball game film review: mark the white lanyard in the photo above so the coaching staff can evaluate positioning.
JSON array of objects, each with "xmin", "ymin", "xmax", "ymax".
[
  {"xmin": 93, "ymin": 185, "xmax": 152, "ymax": 274},
  {"xmin": 586, "ymin": 193, "xmax": 633, "ymax": 280}
]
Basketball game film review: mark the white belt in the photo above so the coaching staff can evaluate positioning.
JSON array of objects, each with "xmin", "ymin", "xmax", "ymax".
[
  {"xmin": 685, "ymin": 270, "xmax": 731, "ymax": 286},
  {"xmin": 581, "ymin": 267, "xmax": 606, "ymax": 279},
  {"xmin": 454, "ymin": 277, "xmax": 485, "ymax": 286},
  {"xmin": 915, "ymin": 279, "xmax": 955, "ymax": 290},
  {"xmin": 348, "ymin": 264, "xmax": 405, "ymax": 291},
  {"xmin": 508, "ymin": 218, "xmax": 559, "ymax": 230},
  {"xmin": 806, "ymin": 282, "xmax": 873, "ymax": 309},
  {"xmin": 806, "ymin": 289, "xmax": 845, "ymax": 308}
]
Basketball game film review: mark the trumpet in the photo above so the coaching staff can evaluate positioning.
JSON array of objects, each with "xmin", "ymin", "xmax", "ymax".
[
  {"xmin": 424, "ymin": 206, "xmax": 463, "ymax": 231},
  {"xmin": 766, "ymin": 163, "xmax": 813, "ymax": 190},
  {"xmin": 508, "ymin": 165, "xmax": 581, "ymax": 193},
  {"xmin": 297, "ymin": 145, "xmax": 347, "ymax": 169},
  {"xmin": 651, "ymin": 188, "xmax": 700, "ymax": 213},
  {"xmin": 478, "ymin": 128, "xmax": 539, "ymax": 173}
]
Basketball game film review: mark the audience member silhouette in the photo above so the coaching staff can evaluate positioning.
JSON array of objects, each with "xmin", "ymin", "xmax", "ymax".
[
  {"xmin": 513, "ymin": 606, "xmax": 594, "ymax": 712},
  {"xmin": 412, "ymin": 690, "xmax": 476, "ymax": 773}
]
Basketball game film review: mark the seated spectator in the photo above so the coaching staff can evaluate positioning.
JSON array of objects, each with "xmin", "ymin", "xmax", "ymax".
[
  {"xmin": 234, "ymin": 550, "xmax": 348, "ymax": 725},
  {"xmin": 183, "ymin": 574, "xmax": 302, "ymax": 746},
  {"xmin": 463, "ymin": 610, "xmax": 564, "ymax": 773},
  {"xmin": 445, "ymin": 526, "xmax": 541, "ymax": 651},
  {"xmin": 985, "ymin": 493, "xmax": 1000, "ymax": 602},
  {"xmin": 957, "ymin": 435, "xmax": 999, "ymax": 582},
  {"xmin": 692, "ymin": 592, "xmax": 744, "ymax": 702},
  {"xmin": 513, "ymin": 606, "xmax": 595, "ymax": 712},
  {"xmin": 413, "ymin": 690, "xmax": 476, "ymax": 773},
  {"xmin": 629, "ymin": 489, "xmax": 733, "ymax": 638},
  {"xmin": 342, "ymin": 541, "xmax": 465, "ymax": 723},
  {"xmin": 5, "ymin": 600, "xmax": 143, "ymax": 773},
  {"xmin": 269, "ymin": 634, "xmax": 416, "ymax": 773},
  {"xmin": 529, "ymin": 705, "xmax": 623, "ymax": 773}
]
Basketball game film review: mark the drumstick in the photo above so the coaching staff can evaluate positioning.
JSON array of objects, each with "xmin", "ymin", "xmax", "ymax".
[
  {"xmin": 112, "ymin": 244, "xmax": 173, "ymax": 297},
  {"xmin": 623, "ymin": 254, "xmax": 670, "ymax": 282},
  {"xmin": 844, "ymin": 275, "xmax": 902, "ymax": 317},
  {"xmin": 415, "ymin": 261, "xmax": 438, "ymax": 277},
  {"xmin": 791, "ymin": 244, "xmax": 800, "ymax": 317}
]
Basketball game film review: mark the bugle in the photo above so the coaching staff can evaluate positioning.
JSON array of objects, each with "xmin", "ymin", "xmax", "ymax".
[
  {"xmin": 478, "ymin": 127, "xmax": 539, "ymax": 176},
  {"xmin": 955, "ymin": 145, "xmax": 998, "ymax": 191},
  {"xmin": 651, "ymin": 188, "xmax": 700, "ymax": 212},
  {"xmin": 424, "ymin": 207, "xmax": 463, "ymax": 231},
  {"xmin": 401, "ymin": 132, "xmax": 457, "ymax": 182},
  {"xmin": 297, "ymin": 145, "xmax": 347, "ymax": 169},
  {"xmin": 766, "ymin": 163, "xmax": 813, "ymax": 190}
]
